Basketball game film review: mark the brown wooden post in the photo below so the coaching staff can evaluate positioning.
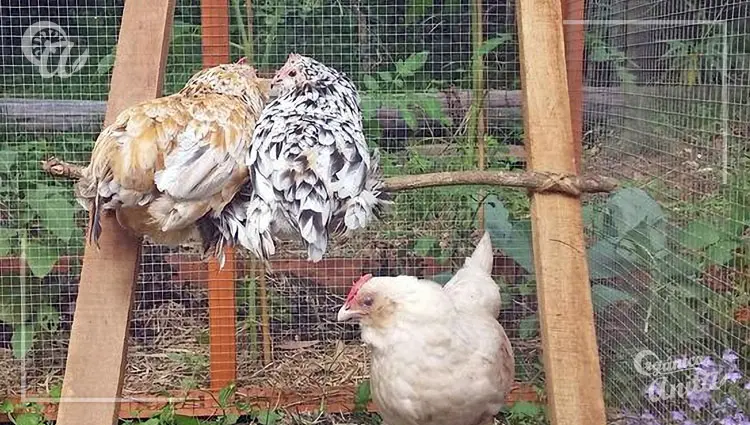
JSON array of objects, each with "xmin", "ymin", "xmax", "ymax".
[
  {"xmin": 201, "ymin": 0, "xmax": 238, "ymax": 391},
  {"xmin": 55, "ymin": 2, "xmax": 176, "ymax": 425},
  {"xmin": 516, "ymin": 0, "xmax": 607, "ymax": 424},
  {"xmin": 563, "ymin": 0, "xmax": 586, "ymax": 173}
]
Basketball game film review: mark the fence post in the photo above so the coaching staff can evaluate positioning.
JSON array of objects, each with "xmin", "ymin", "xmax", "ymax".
[
  {"xmin": 200, "ymin": 0, "xmax": 238, "ymax": 391},
  {"xmin": 516, "ymin": 0, "xmax": 607, "ymax": 424},
  {"xmin": 56, "ymin": 2, "xmax": 176, "ymax": 425},
  {"xmin": 563, "ymin": 0, "xmax": 585, "ymax": 173}
]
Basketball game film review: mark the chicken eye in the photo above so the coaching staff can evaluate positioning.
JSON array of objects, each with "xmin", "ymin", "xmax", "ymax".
[
  {"xmin": 362, "ymin": 296, "xmax": 374, "ymax": 307},
  {"xmin": 288, "ymin": 70, "xmax": 298, "ymax": 77}
]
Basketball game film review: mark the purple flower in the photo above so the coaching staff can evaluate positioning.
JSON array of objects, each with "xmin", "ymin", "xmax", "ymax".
[
  {"xmin": 687, "ymin": 386, "xmax": 711, "ymax": 411},
  {"xmin": 671, "ymin": 410, "xmax": 696, "ymax": 425},
  {"xmin": 646, "ymin": 380, "xmax": 665, "ymax": 400},
  {"xmin": 723, "ymin": 350, "xmax": 740, "ymax": 366},
  {"xmin": 639, "ymin": 412, "xmax": 660, "ymax": 425},
  {"xmin": 700, "ymin": 356, "xmax": 717, "ymax": 370},
  {"xmin": 675, "ymin": 356, "xmax": 690, "ymax": 370},
  {"xmin": 725, "ymin": 370, "xmax": 743, "ymax": 383},
  {"xmin": 723, "ymin": 413, "xmax": 750, "ymax": 425}
]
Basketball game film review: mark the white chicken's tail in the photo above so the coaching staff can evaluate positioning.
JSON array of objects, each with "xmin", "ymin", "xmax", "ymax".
[
  {"xmin": 463, "ymin": 231, "xmax": 494, "ymax": 275},
  {"xmin": 443, "ymin": 231, "xmax": 501, "ymax": 318}
]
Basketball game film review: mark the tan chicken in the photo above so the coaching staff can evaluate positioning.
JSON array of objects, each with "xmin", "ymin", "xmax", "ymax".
[
  {"xmin": 337, "ymin": 232, "xmax": 514, "ymax": 425},
  {"xmin": 74, "ymin": 59, "xmax": 270, "ymax": 264}
]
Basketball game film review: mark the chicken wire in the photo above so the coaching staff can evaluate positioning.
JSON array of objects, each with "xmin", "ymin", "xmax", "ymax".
[
  {"xmin": 580, "ymin": 0, "xmax": 750, "ymax": 423},
  {"xmin": 0, "ymin": 0, "xmax": 540, "ymax": 407}
]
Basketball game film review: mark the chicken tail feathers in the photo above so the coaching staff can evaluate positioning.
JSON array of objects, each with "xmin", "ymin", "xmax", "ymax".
[
  {"xmin": 342, "ymin": 148, "xmax": 392, "ymax": 231},
  {"xmin": 88, "ymin": 193, "xmax": 103, "ymax": 249},
  {"xmin": 464, "ymin": 231, "xmax": 493, "ymax": 275}
]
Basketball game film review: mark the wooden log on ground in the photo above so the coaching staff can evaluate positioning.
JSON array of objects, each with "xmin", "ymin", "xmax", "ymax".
[{"xmin": 0, "ymin": 87, "xmax": 626, "ymax": 136}]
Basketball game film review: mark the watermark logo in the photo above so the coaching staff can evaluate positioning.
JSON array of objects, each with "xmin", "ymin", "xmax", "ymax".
[
  {"xmin": 21, "ymin": 21, "xmax": 89, "ymax": 79},
  {"xmin": 633, "ymin": 349, "xmax": 743, "ymax": 406}
]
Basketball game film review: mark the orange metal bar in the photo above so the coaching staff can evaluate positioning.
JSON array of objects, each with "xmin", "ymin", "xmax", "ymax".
[
  {"xmin": 201, "ymin": 0, "xmax": 237, "ymax": 391},
  {"xmin": 563, "ymin": 0, "xmax": 586, "ymax": 174}
]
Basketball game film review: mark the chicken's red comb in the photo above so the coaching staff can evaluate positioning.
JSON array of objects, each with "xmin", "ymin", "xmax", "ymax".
[{"xmin": 345, "ymin": 274, "xmax": 373, "ymax": 304}]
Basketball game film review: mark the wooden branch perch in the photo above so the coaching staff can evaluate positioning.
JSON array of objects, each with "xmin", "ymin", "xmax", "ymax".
[{"xmin": 42, "ymin": 156, "xmax": 618, "ymax": 196}]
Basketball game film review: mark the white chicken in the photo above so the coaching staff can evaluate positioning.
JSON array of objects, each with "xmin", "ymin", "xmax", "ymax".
[
  {"xmin": 213, "ymin": 53, "xmax": 391, "ymax": 263},
  {"xmin": 337, "ymin": 232, "xmax": 515, "ymax": 425}
]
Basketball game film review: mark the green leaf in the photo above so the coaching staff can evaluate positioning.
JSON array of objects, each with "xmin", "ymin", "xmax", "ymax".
[
  {"xmin": 362, "ymin": 75, "xmax": 379, "ymax": 92},
  {"xmin": 0, "ymin": 399, "xmax": 14, "ymax": 414},
  {"xmin": 518, "ymin": 314, "xmax": 538, "ymax": 339},
  {"xmin": 223, "ymin": 413, "xmax": 241, "ymax": 425},
  {"xmin": 706, "ymin": 239, "xmax": 740, "ymax": 265},
  {"xmin": 14, "ymin": 412, "xmax": 44, "ymax": 425},
  {"xmin": 679, "ymin": 220, "xmax": 721, "ymax": 250},
  {"xmin": 254, "ymin": 410, "xmax": 283, "ymax": 425},
  {"xmin": 405, "ymin": 0, "xmax": 433, "ymax": 24},
  {"xmin": 96, "ymin": 52, "xmax": 116, "ymax": 75},
  {"xmin": 0, "ymin": 149, "xmax": 18, "ymax": 173},
  {"xmin": 396, "ymin": 51, "xmax": 429, "ymax": 78},
  {"xmin": 173, "ymin": 415, "xmax": 202, "ymax": 425},
  {"xmin": 509, "ymin": 401, "xmax": 543, "ymax": 418},
  {"xmin": 48, "ymin": 383, "xmax": 62, "ymax": 400},
  {"xmin": 483, "ymin": 195, "xmax": 535, "ymax": 273},
  {"xmin": 376, "ymin": 71, "xmax": 393, "ymax": 82},
  {"xmin": 25, "ymin": 238, "xmax": 59, "ymax": 279},
  {"xmin": 591, "ymin": 284, "xmax": 636, "ymax": 313},
  {"xmin": 587, "ymin": 238, "xmax": 639, "ymax": 280},
  {"xmin": 606, "ymin": 187, "xmax": 665, "ymax": 237},
  {"xmin": 359, "ymin": 95, "xmax": 379, "ymax": 122},
  {"xmin": 11, "ymin": 323, "xmax": 35, "ymax": 359},
  {"xmin": 0, "ymin": 228, "xmax": 17, "ymax": 256},
  {"xmin": 668, "ymin": 300, "xmax": 701, "ymax": 335},
  {"xmin": 218, "ymin": 382, "xmax": 236, "ymax": 408},
  {"xmin": 354, "ymin": 379, "xmax": 371, "ymax": 412},
  {"xmin": 413, "ymin": 93, "xmax": 451, "ymax": 126},
  {"xmin": 25, "ymin": 186, "xmax": 77, "ymax": 242},
  {"xmin": 413, "ymin": 237, "xmax": 436, "ymax": 257},
  {"xmin": 36, "ymin": 304, "xmax": 60, "ymax": 333},
  {"xmin": 398, "ymin": 106, "xmax": 419, "ymax": 130},
  {"xmin": 143, "ymin": 418, "xmax": 163, "ymax": 425},
  {"xmin": 473, "ymin": 34, "xmax": 513, "ymax": 59},
  {"xmin": 429, "ymin": 272, "xmax": 454, "ymax": 286}
]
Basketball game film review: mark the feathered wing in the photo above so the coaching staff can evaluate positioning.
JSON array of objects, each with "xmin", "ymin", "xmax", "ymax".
[
  {"xmin": 234, "ymin": 76, "xmax": 389, "ymax": 262},
  {"xmin": 74, "ymin": 94, "xmax": 257, "ymax": 255}
]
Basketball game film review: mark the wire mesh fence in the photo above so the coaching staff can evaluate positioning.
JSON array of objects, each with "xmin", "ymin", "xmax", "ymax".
[
  {"xmin": 5, "ymin": 0, "xmax": 748, "ymax": 423},
  {"xmin": 0, "ymin": 0, "xmax": 541, "ymax": 411},
  {"xmin": 581, "ymin": 0, "xmax": 750, "ymax": 423}
]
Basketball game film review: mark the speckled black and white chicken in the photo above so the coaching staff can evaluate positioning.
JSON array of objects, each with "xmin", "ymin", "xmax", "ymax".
[{"xmin": 212, "ymin": 54, "xmax": 391, "ymax": 262}]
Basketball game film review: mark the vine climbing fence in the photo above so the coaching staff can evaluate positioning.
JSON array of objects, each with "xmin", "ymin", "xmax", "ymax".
[{"xmin": 0, "ymin": 0, "xmax": 748, "ymax": 423}]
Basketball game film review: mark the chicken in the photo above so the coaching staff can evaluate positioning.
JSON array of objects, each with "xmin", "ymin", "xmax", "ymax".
[
  {"xmin": 74, "ymin": 59, "xmax": 270, "ymax": 265},
  {"xmin": 213, "ymin": 53, "xmax": 390, "ymax": 263},
  {"xmin": 336, "ymin": 233, "xmax": 515, "ymax": 425},
  {"xmin": 442, "ymin": 232, "xmax": 501, "ymax": 318}
]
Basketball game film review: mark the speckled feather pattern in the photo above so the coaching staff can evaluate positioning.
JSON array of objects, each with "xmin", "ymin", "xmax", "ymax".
[
  {"xmin": 74, "ymin": 63, "xmax": 269, "ymax": 263},
  {"xmin": 217, "ymin": 55, "xmax": 390, "ymax": 262}
]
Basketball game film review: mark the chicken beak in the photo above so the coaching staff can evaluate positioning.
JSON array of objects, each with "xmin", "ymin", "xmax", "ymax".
[{"xmin": 336, "ymin": 304, "xmax": 361, "ymax": 322}]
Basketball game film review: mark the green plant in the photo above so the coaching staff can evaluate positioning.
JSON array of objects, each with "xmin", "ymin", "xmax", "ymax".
[
  {"xmin": 0, "ymin": 399, "xmax": 49, "ymax": 425},
  {"xmin": 360, "ymin": 51, "xmax": 451, "ymax": 132},
  {"xmin": 499, "ymin": 401, "xmax": 548, "ymax": 425}
]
